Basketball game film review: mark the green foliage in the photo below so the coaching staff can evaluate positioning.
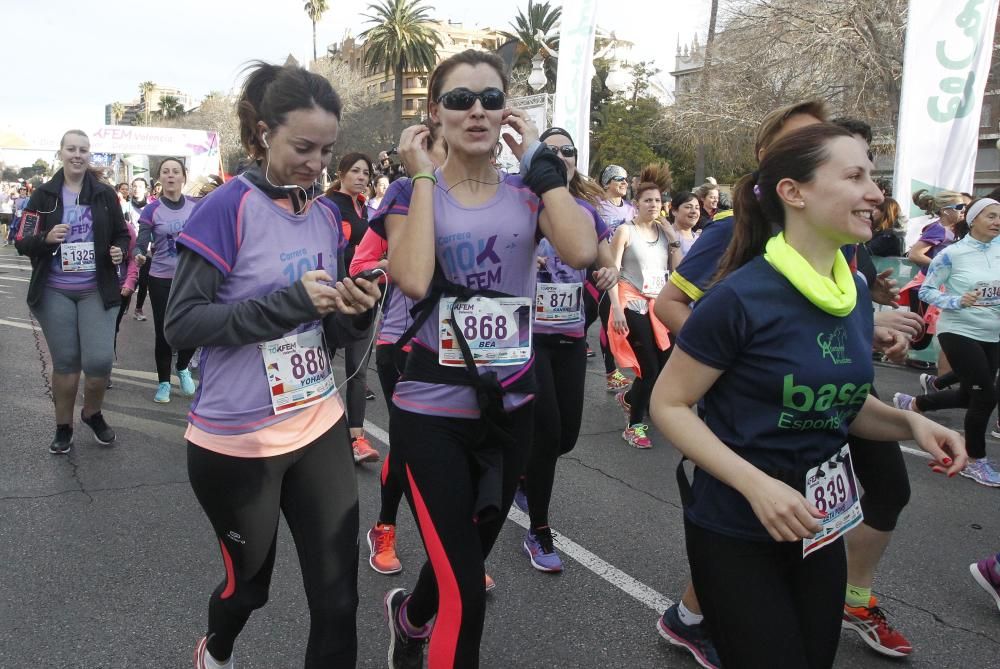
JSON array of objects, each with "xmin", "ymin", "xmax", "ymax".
[
  {"xmin": 589, "ymin": 98, "xmax": 662, "ymax": 176},
  {"xmin": 360, "ymin": 0, "xmax": 442, "ymax": 138}
]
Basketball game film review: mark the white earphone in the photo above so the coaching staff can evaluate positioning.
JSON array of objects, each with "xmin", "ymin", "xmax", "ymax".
[{"xmin": 261, "ymin": 132, "xmax": 270, "ymax": 149}]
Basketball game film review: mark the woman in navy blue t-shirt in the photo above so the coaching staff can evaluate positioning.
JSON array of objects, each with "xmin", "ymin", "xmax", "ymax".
[{"xmin": 650, "ymin": 123, "xmax": 966, "ymax": 669}]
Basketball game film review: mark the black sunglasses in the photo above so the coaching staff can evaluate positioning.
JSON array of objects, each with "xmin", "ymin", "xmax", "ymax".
[
  {"xmin": 547, "ymin": 145, "xmax": 578, "ymax": 158},
  {"xmin": 609, "ymin": 176, "xmax": 627, "ymax": 183},
  {"xmin": 436, "ymin": 87, "xmax": 506, "ymax": 111}
]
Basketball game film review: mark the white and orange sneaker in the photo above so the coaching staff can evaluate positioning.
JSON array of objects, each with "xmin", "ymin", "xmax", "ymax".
[{"xmin": 352, "ymin": 435, "xmax": 380, "ymax": 464}]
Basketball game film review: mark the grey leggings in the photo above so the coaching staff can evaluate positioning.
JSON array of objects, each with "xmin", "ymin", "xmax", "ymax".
[{"xmin": 31, "ymin": 288, "xmax": 117, "ymax": 376}]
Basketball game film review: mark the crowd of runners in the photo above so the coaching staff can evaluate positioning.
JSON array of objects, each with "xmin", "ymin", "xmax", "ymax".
[{"xmin": 9, "ymin": 51, "xmax": 1000, "ymax": 669}]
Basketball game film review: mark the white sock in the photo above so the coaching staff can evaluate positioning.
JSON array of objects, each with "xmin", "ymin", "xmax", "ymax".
[
  {"xmin": 203, "ymin": 649, "xmax": 233, "ymax": 669},
  {"xmin": 678, "ymin": 601, "xmax": 704, "ymax": 626}
]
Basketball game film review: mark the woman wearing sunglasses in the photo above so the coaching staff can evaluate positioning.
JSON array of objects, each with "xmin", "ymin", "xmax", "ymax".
[
  {"xmin": 901, "ymin": 189, "xmax": 967, "ymax": 368},
  {"xmin": 371, "ymin": 49, "xmax": 596, "ymax": 669},
  {"xmin": 513, "ymin": 126, "xmax": 616, "ymax": 573}
]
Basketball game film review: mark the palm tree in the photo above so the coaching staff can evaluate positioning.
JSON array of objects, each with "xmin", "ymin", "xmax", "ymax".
[
  {"xmin": 360, "ymin": 0, "xmax": 442, "ymax": 140},
  {"xmin": 304, "ymin": 0, "xmax": 329, "ymax": 64},
  {"xmin": 111, "ymin": 102, "xmax": 125, "ymax": 125},
  {"xmin": 160, "ymin": 95, "xmax": 184, "ymax": 120},
  {"xmin": 500, "ymin": 0, "xmax": 561, "ymax": 73},
  {"xmin": 139, "ymin": 81, "xmax": 156, "ymax": 126}
]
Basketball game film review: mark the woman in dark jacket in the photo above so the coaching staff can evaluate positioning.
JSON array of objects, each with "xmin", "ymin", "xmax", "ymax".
[{"xmin": 15, "ymin": 129, "xmax": 130, "ymax": 454}]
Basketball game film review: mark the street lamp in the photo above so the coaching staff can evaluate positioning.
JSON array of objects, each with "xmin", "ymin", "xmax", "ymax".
[{"xmin": 528, "ymin": 53, "xmax": 548, "ymax": 92}]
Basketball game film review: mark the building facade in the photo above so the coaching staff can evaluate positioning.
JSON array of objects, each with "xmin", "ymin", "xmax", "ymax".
[{"xmin": 105, "ymin": 85, "xmax": 196, "ymax": 126}]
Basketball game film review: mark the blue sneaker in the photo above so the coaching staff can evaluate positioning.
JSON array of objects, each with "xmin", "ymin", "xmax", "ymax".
[
  {"xmin": 513, "ymin": 482, "xmax": 528, "ymax": 514},
  {"xmin": 959, "ymin": 459, "xmax": 1000, "ymax": 488},
  {"xmin": 892, "ymin": 392, "xmax": 915, "ymax": 412},
  {"xmin": 522, "ymin": 527, "xmax": 563, "ymax": 573},
  {"xmin": 178, "ymin": 368, "xmax": 197, "ymax": 396},
  {"xmin": 657, "ymin": 603, "xmax": 721, "ymax": 669},
  {"xmin": 919, "ymin": 373, "xmax": 937, "ymax": 394},
  {"xmin": 154, "ymin": 382, "xmax": 171, "ymax": 403}
]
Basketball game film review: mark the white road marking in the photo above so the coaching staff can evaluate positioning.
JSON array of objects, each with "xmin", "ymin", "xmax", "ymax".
[
  {"xmin": 0, "ymin": 263, "xmax": 31, "ymax": 271},
  {"xmin": 0, "ymin": 318, "xmax": 39, "ymax": 331},
  {"xmin": 0, "ymin": 276, "xmax": 29, "ymax": 282},
  {"xmin": 362, "ymin": 419, "xmax": 674, "ymax": 614}
]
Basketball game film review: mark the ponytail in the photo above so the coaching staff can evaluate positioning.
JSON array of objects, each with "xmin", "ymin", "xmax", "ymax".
[
  {"xmin": 237, "ymin": 60, "xmax": 343, "ymax": 160},
  {"xmin": 715, "ymin": 172, "xmax": 773, "ymax": 281}
]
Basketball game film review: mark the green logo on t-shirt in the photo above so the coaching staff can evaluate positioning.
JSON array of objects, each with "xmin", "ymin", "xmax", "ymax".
[{"xmin": 817, "ymin": 327, "xmax": 851, "ymax": 365}]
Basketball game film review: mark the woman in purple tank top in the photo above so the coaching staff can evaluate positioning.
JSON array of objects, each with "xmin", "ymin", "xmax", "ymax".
[
  {"xmin": 370, "ymin": 50, "xmax": 598, "ymax": 669},
  {"xmin": 163, "ymin": 62, "xmax": 381, "ymax": 669}
]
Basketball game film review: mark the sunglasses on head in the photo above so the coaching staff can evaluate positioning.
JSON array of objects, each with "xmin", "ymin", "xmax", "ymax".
[
  {"xmin": 436, "ymin": 87, "xmax": 506, "ymax": 111},
  {"xmin": 942, "ymin": 203, "xmax": 966, "ymax": 211},
  {"xmin": 546, "ymin": 145, "xmax": 577, "ymax": 158}
]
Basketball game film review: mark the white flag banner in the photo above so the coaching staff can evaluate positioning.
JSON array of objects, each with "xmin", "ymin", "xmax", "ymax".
[
  {"xmin": 893, "ymin": 0, "xmax": 999, "ymax": 249},
  {"xmin": 553, "ymin": 0, "xmax": 598, "ymax": 174}
]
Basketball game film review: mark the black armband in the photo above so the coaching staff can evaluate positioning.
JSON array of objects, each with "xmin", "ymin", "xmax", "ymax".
[{"xmin": 522, "ymin": 148, "xmax": 568, "ymax": 198}]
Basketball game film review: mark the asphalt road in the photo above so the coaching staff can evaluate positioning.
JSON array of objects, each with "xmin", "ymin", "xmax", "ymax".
[{"xmin": 1, "ymin": 244, "xmax": 998, "ymax": 669}]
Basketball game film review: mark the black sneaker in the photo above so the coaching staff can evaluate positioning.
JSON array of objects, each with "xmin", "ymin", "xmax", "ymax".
[
  {"xmin": 81, "ymin": 410, "xmax": 116, "ymax": 445},
  {"xmin": 49, "ymin": 425, "xmax": 73, "ymax": 455},
  {"xmin": 366, "ymin": 386, "xmax": 377, "ymax": 401},
  {"xmin": 384, "ymin": 588, "xmax": 427, "ymax": 669}
]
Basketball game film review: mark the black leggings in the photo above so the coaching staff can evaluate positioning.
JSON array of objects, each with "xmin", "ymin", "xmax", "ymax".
[
  {"xmin": 187, "ymin": 425, "xmax": 359, "ymax": 666},
  {"xmin": 686, "ymin": 518, "xmax": 846, "ymax": 669},
  {"xmin": 623, "ymin": 308, "xmax": 670, "ymax": 425},
  {"xmin": 375, "ymin": 344, "xmax": 407, "ymax": 526},
  {"xmin": 148, "ymin": 276, "xmax": 195, "ymax": 383},
  {"xmin": 389, "ymin": 404, "xmax": 532, "ymax": 668},
  {"xmin": 916, "ymin": 333, "xmax": 999, "ymax": 459},
  {"xmin": 584, "ymin": 287, "xmax": 617, "ymax": 374},
  {"xmin": 526, "ymin": 335, "xmax": 586, "ymax": 529},
  {"xmin": 114, "ymin": 292, "xmax": 132, "ymax": 355},
  {"xmin": 135, "ymin": 259, "xmax": 151, "ymax": 310},
  {"xmin": 334, "ymin": 333, "xmax": 373, "ymax": 430}
]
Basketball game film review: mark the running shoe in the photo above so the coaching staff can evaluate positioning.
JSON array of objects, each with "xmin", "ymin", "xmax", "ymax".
[
  {"xmin": 485, "ymin": 573, "xmax": 496, "ymax": 593},
  {"xmin": 513, "ymin": 481, "xmax": 528, "ymax": 513},
  {"xmin": 959, "ymin": 459, "xmax": 1000, "ymax": 487},
  {"xmin": 49, "ymin": 425, "xmax": 73, "ymax": 455},
  {"xmin": 522, "ymin": 526, "xmax": 563, "ymax": 572},
  {"xmin": 842, "ymin": 596, "xmax": 913, "ymax": 657},
  {"xmin": 656, "ymin": 603, "xmax": 721, "ymax": 669},
  {"xmin": 969, "ymin": 554, "xmax": 1000, "ymax": 613},
  {"xmin": 991, "ymin": 421, "xmax": 1000, "ymax": 439},
  {"xmin": 892, "ymin": 392, "xmax": 915, "ymax": 412},
  {"xmin": 615, "ymin": 390, "xmax": 631, "ymax": 422},
  {"xmin": 106, "ymin": 378, "xmax": 113, "ymax": 390},
  {"xmin": 368, "ymin": 523, "xmax": 402, "ymax": 575},
  {"xmin": 623, "ymin": 424, "xmax": 652, "ymax": 449},
  {"xmin": 352, "ymin": 435, "xmax": 380, "ymax": 464},
  {"xmin": 81, "ymin": 410, "xmax": 115, "ymax": 445},
  {"xmin": 154, "ymin": 382, "xmax": 171, "ymax": 403},
  {"xmin": 193, "ymin": 635, "xmax": 233, "ymax": 668},
  {"xmin": 606, "ymin": 369, "xmax": 630, "ymax": 392},
  {"xmin": 919, "ymin": 373, "xmax": 938, "ymax": 394},
  {"xmin": 385, "ymin": 588, "xmax": 427, "ymax": 669},
  {"xmin": 366, "ymin": 386, "xmax": 377, "ymax": 401},
  {"xmin": 133, "ymin": 309, "xmax": 147, "ymax": 321},
  {"xmin": 178, "ymin": 369, "xmax": 197, "ymax": 397},
  {"xmin": 586, "ymin": 345, "xmax": 595, "ymax": 358}
]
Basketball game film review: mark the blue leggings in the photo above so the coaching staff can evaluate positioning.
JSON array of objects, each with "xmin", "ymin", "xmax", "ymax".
[{"xmin": 31, "ymin": 288, "xmax": 116, "ymax": 376}]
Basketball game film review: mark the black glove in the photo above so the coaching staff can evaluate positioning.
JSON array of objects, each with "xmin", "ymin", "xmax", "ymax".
[{"xmin": 522, "ymin": 147, "xmax": 568, "ymax": 199}]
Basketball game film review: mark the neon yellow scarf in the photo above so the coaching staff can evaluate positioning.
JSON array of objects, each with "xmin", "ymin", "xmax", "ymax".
[{"xmin": 763, "ymin": 233, "xmax": 857, "ymax": 316}]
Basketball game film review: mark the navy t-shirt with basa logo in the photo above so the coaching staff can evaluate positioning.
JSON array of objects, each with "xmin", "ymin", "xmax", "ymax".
[{"xmin": 676, "ymin": 255, "xmax": 875, "ymax": 541}]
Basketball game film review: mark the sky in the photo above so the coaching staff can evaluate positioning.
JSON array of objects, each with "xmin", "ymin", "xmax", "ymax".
[{"xmin": 1, "ymin": 0, "xmax": 709, "ymax": 161}]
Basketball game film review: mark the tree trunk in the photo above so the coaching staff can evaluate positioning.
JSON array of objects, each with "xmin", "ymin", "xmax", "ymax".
[
  {"xmin": 694, "ymin": 0, "xmax": 720, "ymax": 184},
  {"xmin": 393, "ymin": 59, "xmax": 405, "ymax": 141},
  {"xmin": 312, "ymin": 21, "xmax": 318, "ymax": 63}
]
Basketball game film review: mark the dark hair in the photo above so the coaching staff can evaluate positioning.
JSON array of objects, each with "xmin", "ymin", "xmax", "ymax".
[
  {"xmin": 131, "ymin": 177, "xmax": 148, "ymax": 186},
  {"xmin": 754, "ymin": 100, "xmax": 829, "ymax": 160},
  {"xmin": 328, "ymin": 152, "xmax": 373, "ymax": 192},
  {"xmin": 716, "ymin": 123, "xmax": 854, "ymax": 281},
  {"xmin": 427, "ymin": 49, "xmax": 509, "ymax": 110},
  {"xmin": 540, "ymin": 126, "xmax": 603, "ymax": 208},
  {"xmin": 986, "ymin": 186, "xmax": 1000, "ymax": 201},
  {"xmin": 831, "ymin": 117, "xmax": 873, "ymax": 144},
  {"xmin": 116, "ymin": 182, "xmax": 129, "ymax": 190},
  {"xmin": 59, "ymin": 129, "xmax": 89, "ymax": 149},
  {"xmin": 157, "ymin": 157, "xmax": 187, "ymax": 179},
  {"xmin": 667, "ymin": 191, "xmax": 698, "ymax": 222},
  {"xmin": 238, "ymin": 61, "xmax": 343, "ymax": 159}
]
